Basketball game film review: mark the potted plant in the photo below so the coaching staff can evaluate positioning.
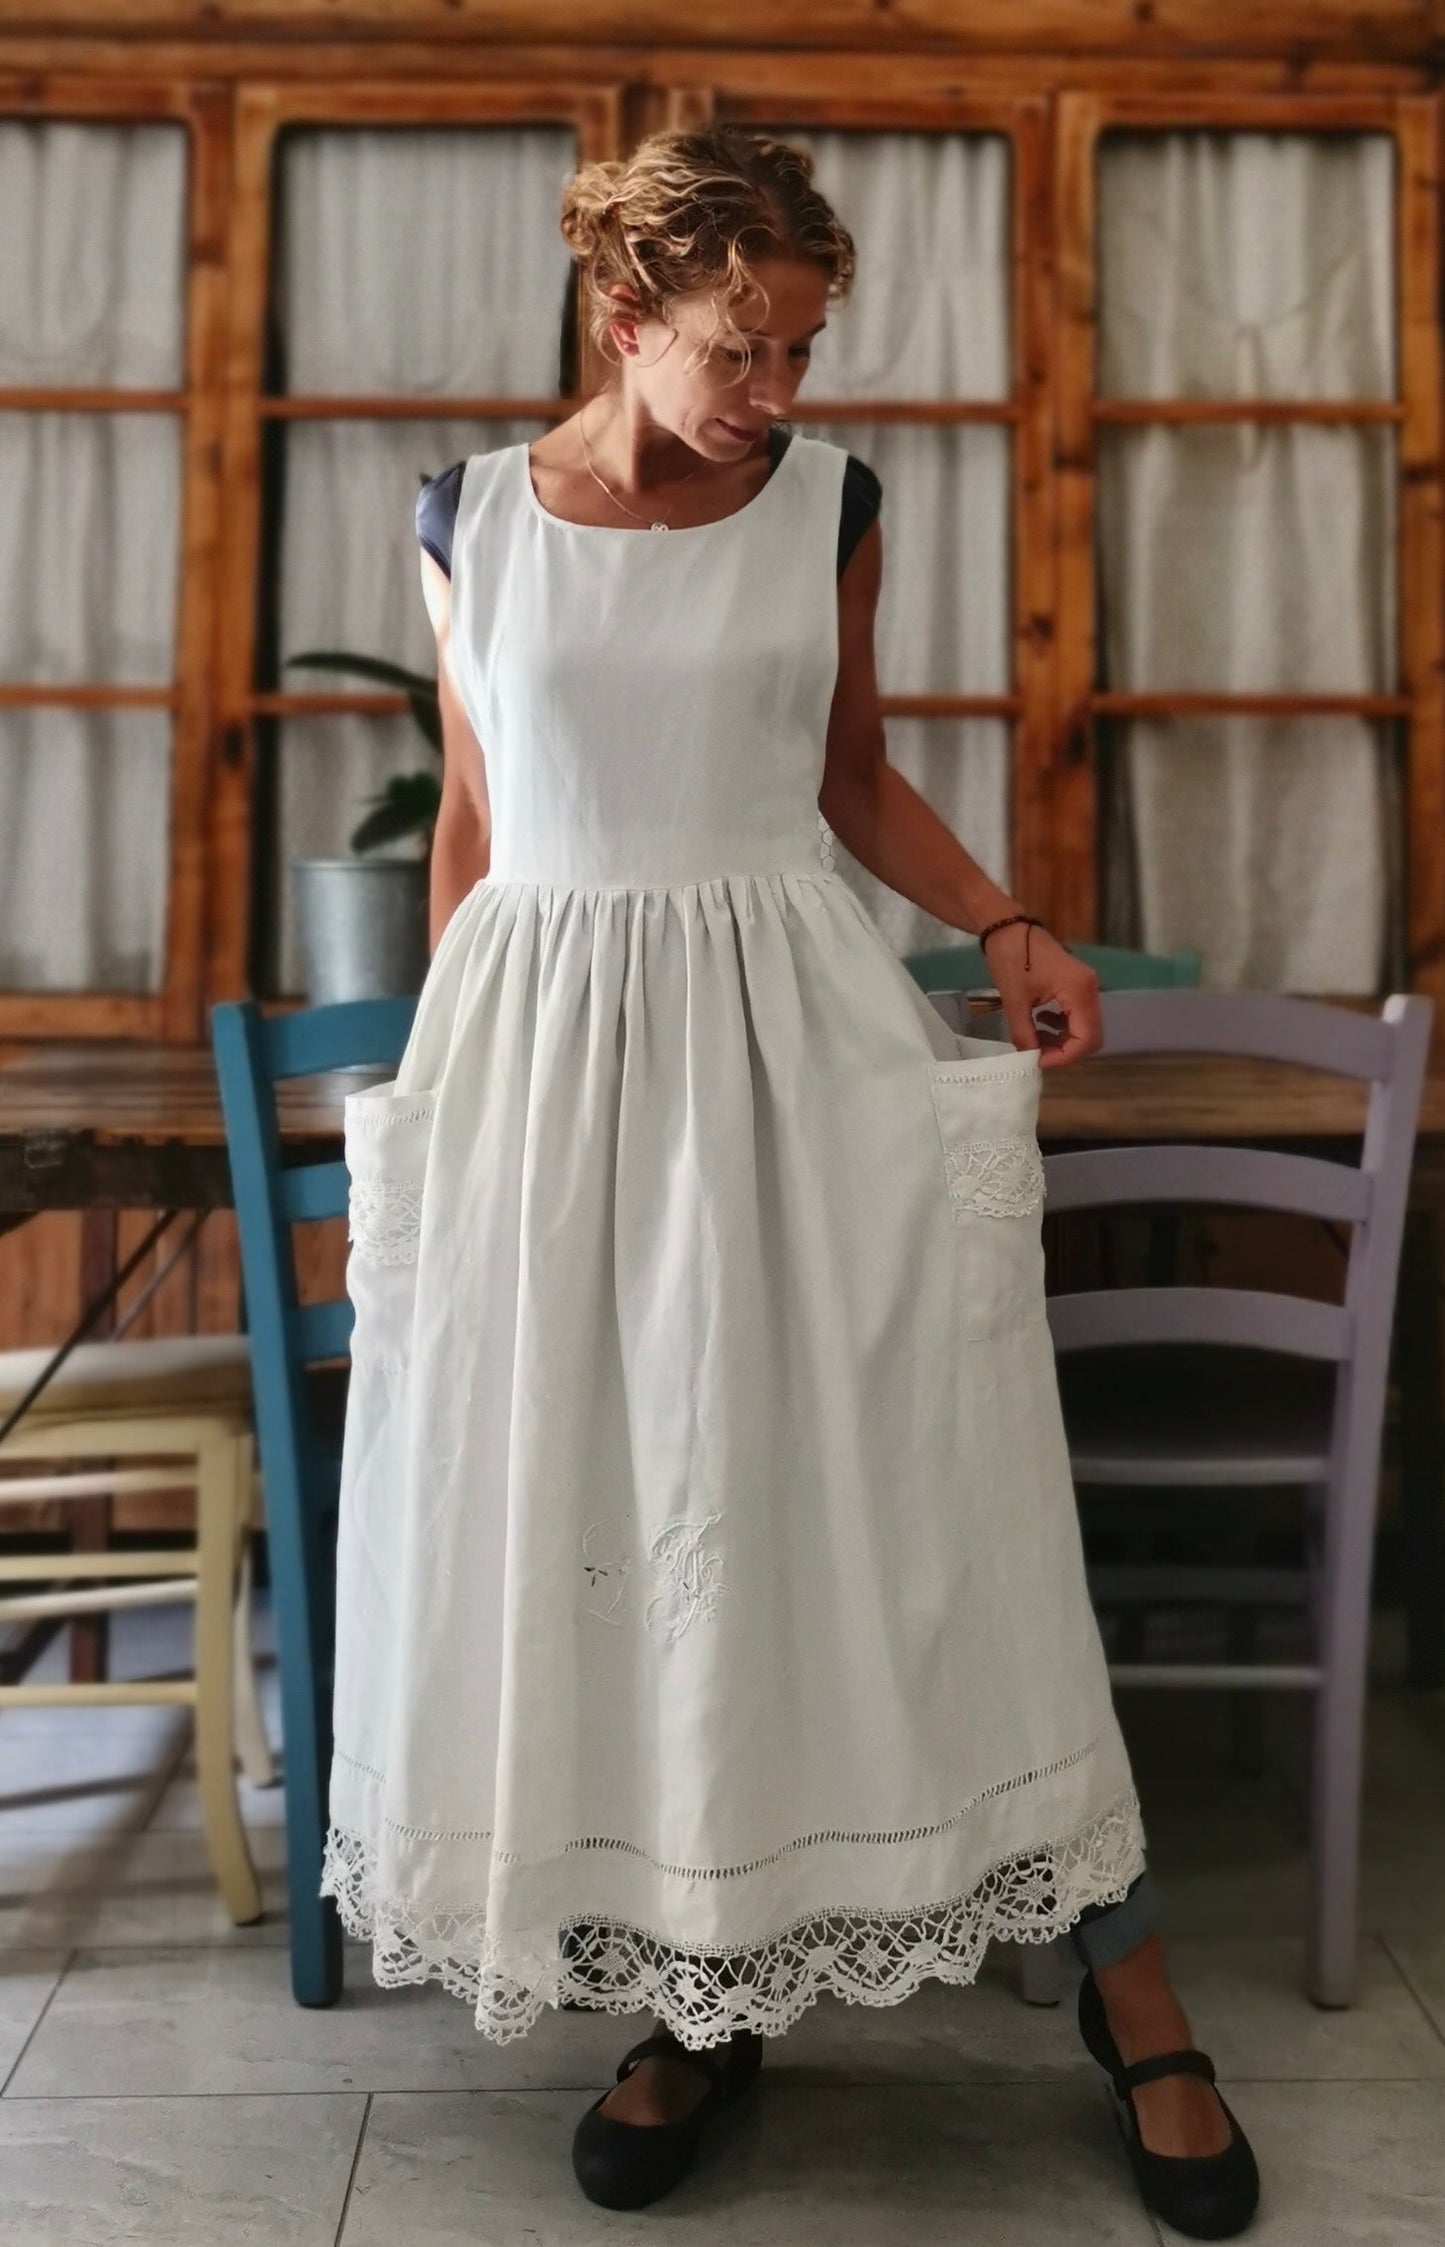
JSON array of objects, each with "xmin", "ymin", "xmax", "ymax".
[{"xmin": 282, "ymin": 647, "xmax": 441, "ymax": 1004}]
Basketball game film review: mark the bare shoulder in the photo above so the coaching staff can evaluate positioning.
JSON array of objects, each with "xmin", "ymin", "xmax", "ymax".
[
  {"xmin": 839, "ymin": 511, "xmax": 883, "ymax": 605},
  {"xmin": 419, "ymin": 549, "xmax": 469, "ymax": 718},
  {"xmin": 419, "ymin": 546, "xmax": 452, "ymax": 636}
]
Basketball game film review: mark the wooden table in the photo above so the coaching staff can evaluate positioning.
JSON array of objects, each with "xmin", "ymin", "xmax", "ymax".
[
  {"xmin": 3, "ymin": 1025, "xmax": 1444, "ymax": 1683},
  {"xmin": 5, "ymin": 1029, "xmax": 1445, "ymax": 1208}
]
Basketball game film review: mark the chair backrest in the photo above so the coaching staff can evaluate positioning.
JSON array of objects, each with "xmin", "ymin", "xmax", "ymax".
[
  {"xmin": 212, "ymin": 995, "xmax": 417, "ymax": 1356},
  {"xmin": 209, "ymin": 993, "xmax": 417, "ymax": 1536},
  {"xmin": 904, "ymin": 938, "xmax": 1203, "ymax": 994},
  {"xmin": 1042, "ymin": 989, "xmax": 1434, "ymax": 1496},
  {"xmin": 210, "ymin": 993, "xmax": 417, "ymax": 1980}
]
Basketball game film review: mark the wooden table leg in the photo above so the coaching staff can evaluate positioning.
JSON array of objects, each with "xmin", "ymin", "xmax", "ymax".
[
  {"xmin": 69, "ymin": 1209, "xmax": 115, "ymax": 1684},
  {"xmin": 1398, "ymin": 1204, "xmax": 1445, "ymax": 1689}
]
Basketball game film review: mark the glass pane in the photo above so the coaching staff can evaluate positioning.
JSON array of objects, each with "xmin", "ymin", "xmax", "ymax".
[
  {"xmin": 1094, "ymin": 130, "xmax": 1400, "ymax": 991},
  {"xmin": 273, "ymin": 124, "xmax": 577, "ymax": 396},
  {"xmin": 0, "ymin": 410, "xmax": 183, "ymax": 685},
  {"xmin": 263, "ymin": 124, "xmax": 578, "ymax": 995},
  {"xmin": 812, "ymin": 419, "xmax": 1008, "ymax": 695},
  {"xmin": 783, "ymin": 131, "xmax": 1010, "ymax": 400},
  {"xmin": 1097, "ymin": 715, "xmax": 1402, "ymax": 994},
  {"xmin": 1097, "ymin": 130, "xmax": 1396, "ymax": 401},
  {"xmin": 824, "ymin": 719, "xmax": 1010, "ymax": 959},
  {"xmin": 0, "ymin": 121, "xmax": 186, "ymax": 999},
  {"xmin": 268, "ymin": 411, "xmax": 549, "ymax": 997},
  {"xmin": 1096, "ymin": 423, "xmax": 1396, "ymax": 695},
  {"xmin": 0, "ymin": 710, "xmax": 171, "ymax": 992},
  {"xmin": 0, "ymin": 120, "xmax": 186, "ymax": 387}
]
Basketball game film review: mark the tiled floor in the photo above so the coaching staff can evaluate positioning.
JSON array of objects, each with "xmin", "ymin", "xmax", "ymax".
[{"xmin": 1, "ymin": 1594, "xmax": 1443, "ymax": 2242}]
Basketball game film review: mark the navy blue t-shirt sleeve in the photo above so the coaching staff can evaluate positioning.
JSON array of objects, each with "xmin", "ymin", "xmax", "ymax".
[
  {"xmin": 837, "ymin": 453, "xmax": 882, "ymax": 578},
  {"xmin": 415, "ymin": 460, "xmax": 466, "ymax": 577}
]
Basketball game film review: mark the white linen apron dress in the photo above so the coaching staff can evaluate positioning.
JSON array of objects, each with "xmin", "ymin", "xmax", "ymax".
[{"xmin": 318, "ymin": 429, "xmax": 1149, "ymax": 2049}]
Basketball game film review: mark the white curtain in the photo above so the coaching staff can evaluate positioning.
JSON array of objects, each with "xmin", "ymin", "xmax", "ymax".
[
  {"xmin": 788, "ymin": 132, "xmax": 1014, "ymax": 958},
  {"xmin": 272, "ymin": 125, "xmax": 576, "ymax": 994},
  {"xmin": 0, "ymin": 121, "xmax": 185, "ymax": 991},
  {"xmin": 1096, "ymin": 131, "xmax": 1399, "ymax": 991}
]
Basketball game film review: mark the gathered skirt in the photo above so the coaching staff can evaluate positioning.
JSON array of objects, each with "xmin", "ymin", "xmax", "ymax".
[{"xmin": 319, "ymin": 865, "xmax": 1148, "ymax": 2045}]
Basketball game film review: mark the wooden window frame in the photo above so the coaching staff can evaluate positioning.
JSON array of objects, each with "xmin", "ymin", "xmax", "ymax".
[
  {"xmin": 0, "ymin": 74, "xmax": 230, "ymax": 1042},
  {"xmin": 665, "ymin": 77, "xmax": 1444, "ymax": 993},
  {"xmin": 1055, "ymin": 90, "xmax": 1444, "ymax": 1000},
  {"xmin": 211, "ymin": 77, "xmax": 626, "ymax": 1014},
  {"xmin": 1, "ymin": 56, "xmax": 1440, "ymax": 1029},
  {"xmin": 674, "ymin": 84, "xmax": 1058, "ymax": 919}
]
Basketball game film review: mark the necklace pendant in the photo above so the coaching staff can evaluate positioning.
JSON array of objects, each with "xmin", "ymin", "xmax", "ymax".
[{"xmin": 649, "ymin": 520, "xmax": 669, "ymax": 532}]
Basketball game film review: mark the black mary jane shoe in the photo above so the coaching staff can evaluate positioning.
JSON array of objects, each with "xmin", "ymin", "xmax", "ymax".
[
  {"xmin": 570, "ymin": 2024, "xmax": 764, "ymax": 2210},
  {"xmin": 1077, "ymin": 1967, "xmax": 1261, "ymax": 2240}
]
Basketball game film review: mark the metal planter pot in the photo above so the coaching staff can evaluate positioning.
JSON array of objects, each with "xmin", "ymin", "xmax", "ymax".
[{"xmin": 292, "ymin": 857, "xmax": 430, "ymax": 1004}]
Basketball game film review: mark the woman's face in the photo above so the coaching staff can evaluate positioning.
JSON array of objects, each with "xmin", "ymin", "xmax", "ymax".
[{"xmin": 614, "ymin": 257, "xmax": 831, "ymax": 458}]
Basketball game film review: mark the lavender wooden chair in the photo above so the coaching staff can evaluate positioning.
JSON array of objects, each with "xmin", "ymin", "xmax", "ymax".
[{"xmin": 1012, "ymin": 989, "xmax": 1432, "ymax": 2011}]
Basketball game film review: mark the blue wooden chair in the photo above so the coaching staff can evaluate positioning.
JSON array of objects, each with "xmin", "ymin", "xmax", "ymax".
[
  {"xmin": 904, "ymin": 936, "xmax": 1203, "ymax": 995},
  {"xmin": 210, "ymin": 994, "xmax": 417, "ymax": 2007}
]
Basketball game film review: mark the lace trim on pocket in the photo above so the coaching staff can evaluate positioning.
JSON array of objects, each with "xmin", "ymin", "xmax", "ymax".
[
  {"xmin": 348, "ymin": 1177, "xmax": 425, "ymax": 1267},
  {"xmin": 941, "ymin": 1134, "xmax": 1047, "ymax": 1222}
]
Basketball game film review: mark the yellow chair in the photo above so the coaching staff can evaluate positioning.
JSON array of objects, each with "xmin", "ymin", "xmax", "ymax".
[{"xmin": 0, "ymin": 1334, "xmax": 270, "ymax": 1923}]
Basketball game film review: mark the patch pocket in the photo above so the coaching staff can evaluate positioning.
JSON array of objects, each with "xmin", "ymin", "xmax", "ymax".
[
  {"xmin": 341, "ymin": 1083, "xmax": 439, "ymax": 1372},
  {"xmin": 926, "ymin": 1048, "xmax": 1047, "ymax": 1339}
]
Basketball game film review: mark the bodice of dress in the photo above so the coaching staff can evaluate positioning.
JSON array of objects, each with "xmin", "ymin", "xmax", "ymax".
[
  {"xmin": 445, "ymin": 433, "xmax": 850, "ymax": 890},
  {"xmin": 417, "ymin": 426, "xmax": 881, "ymax": 582}
]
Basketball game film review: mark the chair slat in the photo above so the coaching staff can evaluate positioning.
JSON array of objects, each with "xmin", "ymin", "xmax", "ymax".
[
  {"xmin": 1046, "ymin": 1286, "xmax": 1352, "ymax": 1360},
  {"xmin": 1084, "ymin": 988, "xmax": 1392, "ymax": 1077},
  {"xmin": 277, "ymin": 1158, "xmax": 351, "ymax": 1225},
  {"xmin": 294, "ymin": 1300, "xmax": 354, "ymax": 1364},
  {"xmin": 1043, "ymin": 1143, "xmax": 1371, "ymax": 1222},
  {"xmin": 265, "ymin": 998, "xmax": 418, "ymax": 1080}
]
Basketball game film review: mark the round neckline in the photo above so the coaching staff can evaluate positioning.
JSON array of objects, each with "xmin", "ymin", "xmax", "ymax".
[{"xmin": 520, "ymin": 426, "xmax": 798, "ymax": 538}]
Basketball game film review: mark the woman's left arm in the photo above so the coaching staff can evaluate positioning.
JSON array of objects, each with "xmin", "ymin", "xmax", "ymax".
[{"xmin": 819, "ymin": 517, "xmax": 1102, "ymax": 1068}]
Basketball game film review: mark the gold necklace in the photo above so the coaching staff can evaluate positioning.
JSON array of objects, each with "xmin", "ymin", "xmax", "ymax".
[{"xmin": 577, "ymin": 399, "xmax": 703, "ymax": 531}]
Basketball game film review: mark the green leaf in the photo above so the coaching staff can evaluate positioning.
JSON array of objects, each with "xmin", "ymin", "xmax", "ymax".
[
  {"xmin": 280, "ymin": 647, "xmax": 442, "ymax": 766},
  {"xmin": 348, "ymin": 772, "xmax": 444, "ymax": 855}
]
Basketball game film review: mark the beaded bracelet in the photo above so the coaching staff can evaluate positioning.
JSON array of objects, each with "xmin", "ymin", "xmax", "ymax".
[{"xmin": 976, "ymin": 911, "xmax": 1048, "ymax": 971}]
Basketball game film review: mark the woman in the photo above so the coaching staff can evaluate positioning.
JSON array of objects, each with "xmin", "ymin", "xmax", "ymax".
[{"xmin": 320, "ymin": 126, "xmax": 1260, "ymax": 2237}]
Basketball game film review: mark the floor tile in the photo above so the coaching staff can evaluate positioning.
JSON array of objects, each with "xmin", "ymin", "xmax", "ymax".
[
  {"xmin": 1377, "ymin": 1931, "xmax": 1445, "ymax": 2047},
  {"xmin": 0, "ymin": 1823, "xmax": 291, "ymax": 1951},
  {"xmin": 1136, "ymin": 1933, "xmax": 1445, "ymax": 2079},
  {"xmin": 0, "ymin": 1705, "xmax": 191, "ymax": 1843},
  {"xmin": 0, "ymin": 1949, "xmax": 71, "ymax": 2083},
  {"xmin": 340, "ymin": 2082, "xmax": 1160, "ymax": 2245},
  {"xmin": 5, "ymin": 1943, "xmax": 654, "ymax": 2098},
  {"xmin": 1153, "ymin": 2079, "xmax": 1445, "ymax": 2245},
  {"xmin": 0, "ymin": 2091, "xmax": 364, "ymax": 2245}
]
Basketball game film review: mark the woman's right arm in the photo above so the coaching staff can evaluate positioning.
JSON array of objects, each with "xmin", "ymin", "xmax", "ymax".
[{"xmin": 419, "ymin": 548, "xmax": 491, "ymax": 955}]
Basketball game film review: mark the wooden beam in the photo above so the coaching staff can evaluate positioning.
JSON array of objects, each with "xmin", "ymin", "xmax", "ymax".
[
  {"xmin": 1, "ymin": 2, "xmax": 1440, "ymax": 65},
  {"xmin": 1395, "ymin": 94, "xmax": 1445, "ymax": 998}
]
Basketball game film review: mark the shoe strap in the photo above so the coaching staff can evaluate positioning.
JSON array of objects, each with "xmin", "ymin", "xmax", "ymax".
[
  {"xmin": 1117, "ymin": 2046, "xmax": 1217, "ymax": 2094},
  {"xmin": 615, "ymin": 2031, "xmax": 728, "ymax": 2092}
]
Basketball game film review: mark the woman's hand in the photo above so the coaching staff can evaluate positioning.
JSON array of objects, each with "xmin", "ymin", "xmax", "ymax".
[{"xmin": 981, "ymin": 920, "xmax": 1102, "ymax": 1069}]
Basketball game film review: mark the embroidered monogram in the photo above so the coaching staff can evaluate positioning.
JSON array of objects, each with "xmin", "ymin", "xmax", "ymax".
[
  {"xmin": 941, "ymin": 1135, "xmax": 1046, "ymax": 1222},
  {"xmin": 579, "ymin": 1523, "xmax": 631, "ymax": 1624},
  {"xmin": 645, "ymin": 1512, "xmax": 726, "ymax": 1644}
]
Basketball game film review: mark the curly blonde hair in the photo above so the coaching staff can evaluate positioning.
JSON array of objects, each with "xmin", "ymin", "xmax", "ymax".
[{"xmin": 559, "ymin": 125, "xmax": 856, "ymax": 378}]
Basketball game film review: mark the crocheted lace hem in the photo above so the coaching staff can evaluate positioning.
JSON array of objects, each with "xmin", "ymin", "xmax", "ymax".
[{"xmin": 319, "ymin": 1784, "xmax": 1147, "ymax": 2049}]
